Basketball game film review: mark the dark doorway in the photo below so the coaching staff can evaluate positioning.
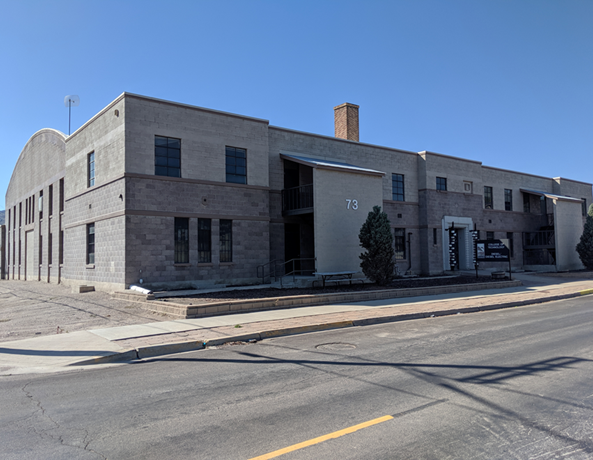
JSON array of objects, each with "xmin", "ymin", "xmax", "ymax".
[{"xmin": 284, "ymin": 223, "xmax": 301, "ymax": 274}]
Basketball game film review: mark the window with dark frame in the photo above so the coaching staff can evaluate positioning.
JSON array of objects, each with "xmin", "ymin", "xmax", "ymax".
[
  {"xmin": 394, "ymin": 228, "xmax": 406, "ymax": 260},
  {"xmin": 174, "ymin": 218, "xmax": 189, "ymax": 264},
  {"xmin": 155, "ymin": 136, "xmax": 181, "ymax": 177},
  {"xmin": 225, "ymin": 146, "xmax": 247, "ymax": 184},
  {"xmin": 39, "ymin": 234, "xmax": 42, "ymax": 264},
  {"xmin": 59, "ymin": 230, "xmax": 64, "ymax": 265},
  {"xmin": 219, "ymin": 219, "xmax": 233, "ymax": 262},
  {"xmin": 59, "ymin": 178, "xmax": 64, "ymax": 213},
  {"xmin": 38, "ymin": 192, "xmax": 42, "ymax": 220},
  {"xmin": 506, "ymin": 232, "xmax": 514, "ymax": 258},
  {"xmin": 504, "ymin": 189, "xmax": 512, "ymax": 211},
  {"xmin": 48, "ymin": 232, "xmax": 53, "ymax": 265},
  {"xmin": 87, "ymin": 152, "xmax": 95, "ymax": 187},
  {"xmin": 86, "ymin": 223, "xmax": 95, "ymax": 265},
  {"xmin": 523, "ymin": 193, "xmax": 531, "ymax": 213},
  {"xmin": 49, "ymin": 185, "xmax": 53, "ymax": 216},
  {"xmin": 484, "ymin": 186, "xmax": 493, "ymax": 209},
  {"xmin": 436, "ymin": 177, "xmax": 447, "ymax": 191},
  {"xmin": 486, "ymin": 231, "xmax": 494, "ymax": 240},
  {"xmin": 392, "ymin": 174, "xmax": 405, "ymax": 201},
  {"xmin": 198, "ymin": 218, "xmax": 212, "ymax": 263}
]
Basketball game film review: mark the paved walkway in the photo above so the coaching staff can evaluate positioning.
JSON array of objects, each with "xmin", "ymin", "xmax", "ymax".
[{"xmin": 1, "ymin": 272, "xmax": 593, "ymax": 375}]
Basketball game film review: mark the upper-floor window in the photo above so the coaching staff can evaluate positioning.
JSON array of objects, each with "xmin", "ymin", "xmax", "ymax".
[
  {"xmin": 87, "ymin": 152, "xmax": 95, "ymax": 187},
  {"xmin": 392, "ymin": 174, "xmax": 405, "ymax": 201},
  {"xmin": 59, "ymin": 178, "xmax": 64, "ymax": 213},
  {"xmin": 49, "ymin": 185, "xmax": 54, "ymax": 216},
  {"xmin": 504, "ymin": 189, "xmax": 512, "ymax": 211},
  {"xmin": 523, "ymin": 193, "xmax": 531, "ymax": 213},
  {"xmin": 38, "ymin": 191, "xmax": 43, "ymax": 220},
  {"xmin": 225, "ymin": 146, "xmax": 247, "ymax": 184},
  {"xmin": 155, "ymin": 136, "xmax": 181, "ymax": 178},
  {"xmin": 436, "ymin": 177, "xmax": 447, "ymax": 191},
  {"xmin": 484, "ymin": 186, "xmax": 493, "ymax": 209}
]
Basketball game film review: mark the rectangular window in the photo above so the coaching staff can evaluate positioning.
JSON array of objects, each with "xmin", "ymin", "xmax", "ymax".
[
  {"xmin": 59, "ymin": 178, "xmax": 64, "ymax": 213},
  {"xmin": 48, "ymin": 232, "xmax": 53, "ymax": 265},
  {"xmin": 392, "ymin": 174, "xmax": 405, "ymax": 201},
  {"xmin": 19, "ymin": 202, "xmax": 22, "ymax": 226},
  {"xmin": 225, "ymin": 146, "xmax": 247, "ymax": 184},
  {"xmin": 504, "ymin": 189, "xmax": 512, "ymax": 211},
  {"xmin": 49, "ymin": 184, "xmax": 54, "ymax": 216},
  {"xmin": 219, "ymin": 219, "xmax": 233, "ymax": 262},
  {"xmin": 38, "ymin": 191, "xmax": 43, "ymax": 220},
  {"xmin": 31, "ymin": 195, "xmax": 34, "ymax": 223},
  {"xmin": 523, "ymin": 193, "xmax": 530, "ymax": 213},
  {"xmin": 486, "ymin": 231, "xmax": 494, "ymax": 240},
  {"xmin": 25, "ymin": 198, "xmax": 28, "ymax": 225},
  {"xmin": 198, "ymin": 218, "xmax": 212, "ymax": 263},
  {"xmin": 39, "ymin": 234, "xmax": 43, "ymax": 265},
  {"xmin": 433, "ymin": 228, "xmax": 437, "ymax": 245},
  {"xmin": 436, "ymin": 177, "xmax": 447, "ymax": 191},
  {"xmin": 174, "ymin": 218, "xmax": 189, "ymax": 263},
  {"xmin": 7, "ymin": 209, "xmax": 10, "ymax": 231},
  {"xmin": 86, "ymin": 223, "xmax": 95, "ymax": 265},
  {"xmin": 506, "ymin": 232, "xmax": 514, "ymax": 258},
  {"xmin": 484, "ymin": 186, "xmax": 493, "ymax": 209},
  {"xmin": 59, "ymin": 230, "xmax": 64, "ymax": 265},
  {"xmin": 394, "ymin": 228, "xmax": 406, "ymax": 260},
  {"xmin": 88, "ymin": 152, "xmax": 95, "ymax": 187},
  {"xmin": 155, "ymin": 136, "xmax": 181, "ymax": 177},
  {"xmin": 583, "ymin": 199, "xmax": 588, "ymax": 217}
]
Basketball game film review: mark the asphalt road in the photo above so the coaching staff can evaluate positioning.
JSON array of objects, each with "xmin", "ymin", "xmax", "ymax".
[{"xmin": 2, "ymin": 296, "xmax": 593, "ymax": 459}]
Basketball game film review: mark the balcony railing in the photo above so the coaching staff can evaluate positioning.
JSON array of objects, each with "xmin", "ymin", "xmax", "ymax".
[
  {"xmin": 523, "ymin": 230, "xmax": 555, "ymax": 249},
  {"xmin": 281, "ymin": 184, "xmax": 313, "ymax": 215}
]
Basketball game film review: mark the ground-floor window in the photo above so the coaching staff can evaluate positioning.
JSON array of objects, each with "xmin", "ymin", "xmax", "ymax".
[
  {"xmin": 507, "ymin": 232, "xmax": 514, "ymax": 258},
  {"xmin": 174, "ymin": 218, "xmax": 189, "ymax": 263},
  {"xmin": 486, "ymin": 231, "xmax": 494, "ymax": 240},
  {"xmin": 394, "ymin": 228, "xmax": 405, "ymax": 260},
  {"xmin": 219, "ymin": 219, "xmax": 233, "ymax": 262},
  {"xmin": 86, "ymin": 223, "xmax": 95, "ymax": 264},
  {"xmin": 198, "ymin": 218, "xmax": 211, "ymax": 263}
]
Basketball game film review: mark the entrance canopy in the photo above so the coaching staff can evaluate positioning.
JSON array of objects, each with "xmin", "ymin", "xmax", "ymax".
[
  {"xmin": 520, "ymin": 189, "xmax": 584, "ymax": 203},
  {"xmin": 280, "ymin": 152, "xmax": 385, "ymax": 177}
]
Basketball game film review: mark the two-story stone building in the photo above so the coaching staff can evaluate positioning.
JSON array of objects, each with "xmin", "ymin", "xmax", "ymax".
[{"xmin": 2, "ymin": 93, "xmax": 591, "ymax": 290}]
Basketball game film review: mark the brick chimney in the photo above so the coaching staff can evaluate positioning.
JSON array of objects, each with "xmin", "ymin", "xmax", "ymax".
[{"xmin": 334, "ymin": 103, "xmax": 359, "ymax": 142}]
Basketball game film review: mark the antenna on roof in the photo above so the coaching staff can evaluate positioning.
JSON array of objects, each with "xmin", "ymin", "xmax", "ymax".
[{"xmin": 64, "ymin": 95, "xmax": 80, "ymax": 135}]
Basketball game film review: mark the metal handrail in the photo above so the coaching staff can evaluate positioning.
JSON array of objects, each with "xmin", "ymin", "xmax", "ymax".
[
  {"xmin": 257, "ymin": 258, "xmax": 285, "ymax": 284},
  {"xmin": 280, "ymin": 257, "xmax": 317, "ymax": 287},
  {"xmin": 281, "ymin": 184, "xmax": 313, "ymax": 212}
]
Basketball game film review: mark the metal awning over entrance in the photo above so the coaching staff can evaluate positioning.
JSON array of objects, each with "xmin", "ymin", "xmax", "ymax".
[
  {"xmin": 520, "ymin": 189, "xmax": 584, "ymax": 203},
  {"xmin": 280, "ymin": 152, "xmax": 385, "ymax": 177}
]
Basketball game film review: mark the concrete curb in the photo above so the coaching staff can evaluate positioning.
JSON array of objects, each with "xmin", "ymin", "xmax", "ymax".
[{"xmin": 71, "ymin": 288, "xmax": 593, "ymax": 367}]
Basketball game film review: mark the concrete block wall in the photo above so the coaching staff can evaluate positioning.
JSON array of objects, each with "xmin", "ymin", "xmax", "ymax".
[
  {"xmin": 268, "ymin": 127, "xmax": 419, "ymax": 206},
  {"xmin": 124, "ymin": 95, "xmax": 270, "ymax": 188},
  {"xmin": 5, "ymin": 129, "xmax": 66, "ymax": 282},
  {"xmin": 125, "ymin": 215, "xmax": 269, "ymax": 289},
  {"xmin": 65, "ymin": 96, "xmax": 126, "ymax": 198}
]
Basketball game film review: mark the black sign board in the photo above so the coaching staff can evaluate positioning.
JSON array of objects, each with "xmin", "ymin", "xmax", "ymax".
[{"xmin": 476, "ymin": 239, "xmax": 510, "ymax": 262}]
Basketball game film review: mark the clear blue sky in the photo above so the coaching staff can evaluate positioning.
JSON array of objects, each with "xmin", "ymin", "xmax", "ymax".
[{"xmin": 1, "ymin": 0, "xmax": 592, "ymax": 208}]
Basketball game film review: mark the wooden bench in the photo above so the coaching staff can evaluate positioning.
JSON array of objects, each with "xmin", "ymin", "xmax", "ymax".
[{"xmin": 313, "ymin": 271, "xmax": 361, "ymax": 288}]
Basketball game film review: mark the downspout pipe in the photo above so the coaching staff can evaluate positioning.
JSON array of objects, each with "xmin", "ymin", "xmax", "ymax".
[{"xmin": 407, "ymin": 232, "xmax": 412, "ymax": 272}]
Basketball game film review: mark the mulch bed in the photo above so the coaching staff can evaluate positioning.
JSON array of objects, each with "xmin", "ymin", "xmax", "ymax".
[{"xmin": 163, "ymin": 275, "xmax": 505, "ymax": 304}]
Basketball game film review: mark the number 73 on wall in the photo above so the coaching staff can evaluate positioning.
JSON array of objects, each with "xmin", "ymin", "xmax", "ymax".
[{"xmin": 346, "ymin": 199, "xmax": 358, "ymax": 210}]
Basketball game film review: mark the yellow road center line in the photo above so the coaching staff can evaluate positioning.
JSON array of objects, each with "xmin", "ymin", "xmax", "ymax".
[{"xmin": 249, "ymin": 415, "xmax": 394, "ymax": 460}]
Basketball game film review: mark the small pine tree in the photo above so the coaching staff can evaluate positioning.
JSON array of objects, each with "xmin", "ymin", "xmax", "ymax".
[
  {"xmin": 359, "ymin": 205, "xmax": 395, "ymax": 285},
  {"xmin": 576, "ymin": 203, "xmax": 593, "ymax": 270}
]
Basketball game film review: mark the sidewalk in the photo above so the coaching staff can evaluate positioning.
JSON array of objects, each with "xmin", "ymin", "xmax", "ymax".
[{"xmin": 1, "ymin": 272, "xmax": 593, "ymax": 375}]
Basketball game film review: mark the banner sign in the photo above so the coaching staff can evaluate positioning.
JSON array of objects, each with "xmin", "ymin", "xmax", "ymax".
[{"xmin": 476, "ymin": 239, "xmax": 510, "ymax": 262}]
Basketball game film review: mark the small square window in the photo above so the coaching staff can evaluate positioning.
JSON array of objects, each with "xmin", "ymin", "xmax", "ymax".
[
  {"xmin": 436, "ymin": 177, "xmax": 447, "ymax": 191},
  {"xmin": 226, "ymin": 147, "xmax": 247, "ymax": 184}
]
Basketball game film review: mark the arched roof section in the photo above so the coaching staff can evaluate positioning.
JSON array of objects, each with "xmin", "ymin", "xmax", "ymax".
[{"xmin": 6, "ymin": 129, "xmax": 67, "ymax": 205}]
